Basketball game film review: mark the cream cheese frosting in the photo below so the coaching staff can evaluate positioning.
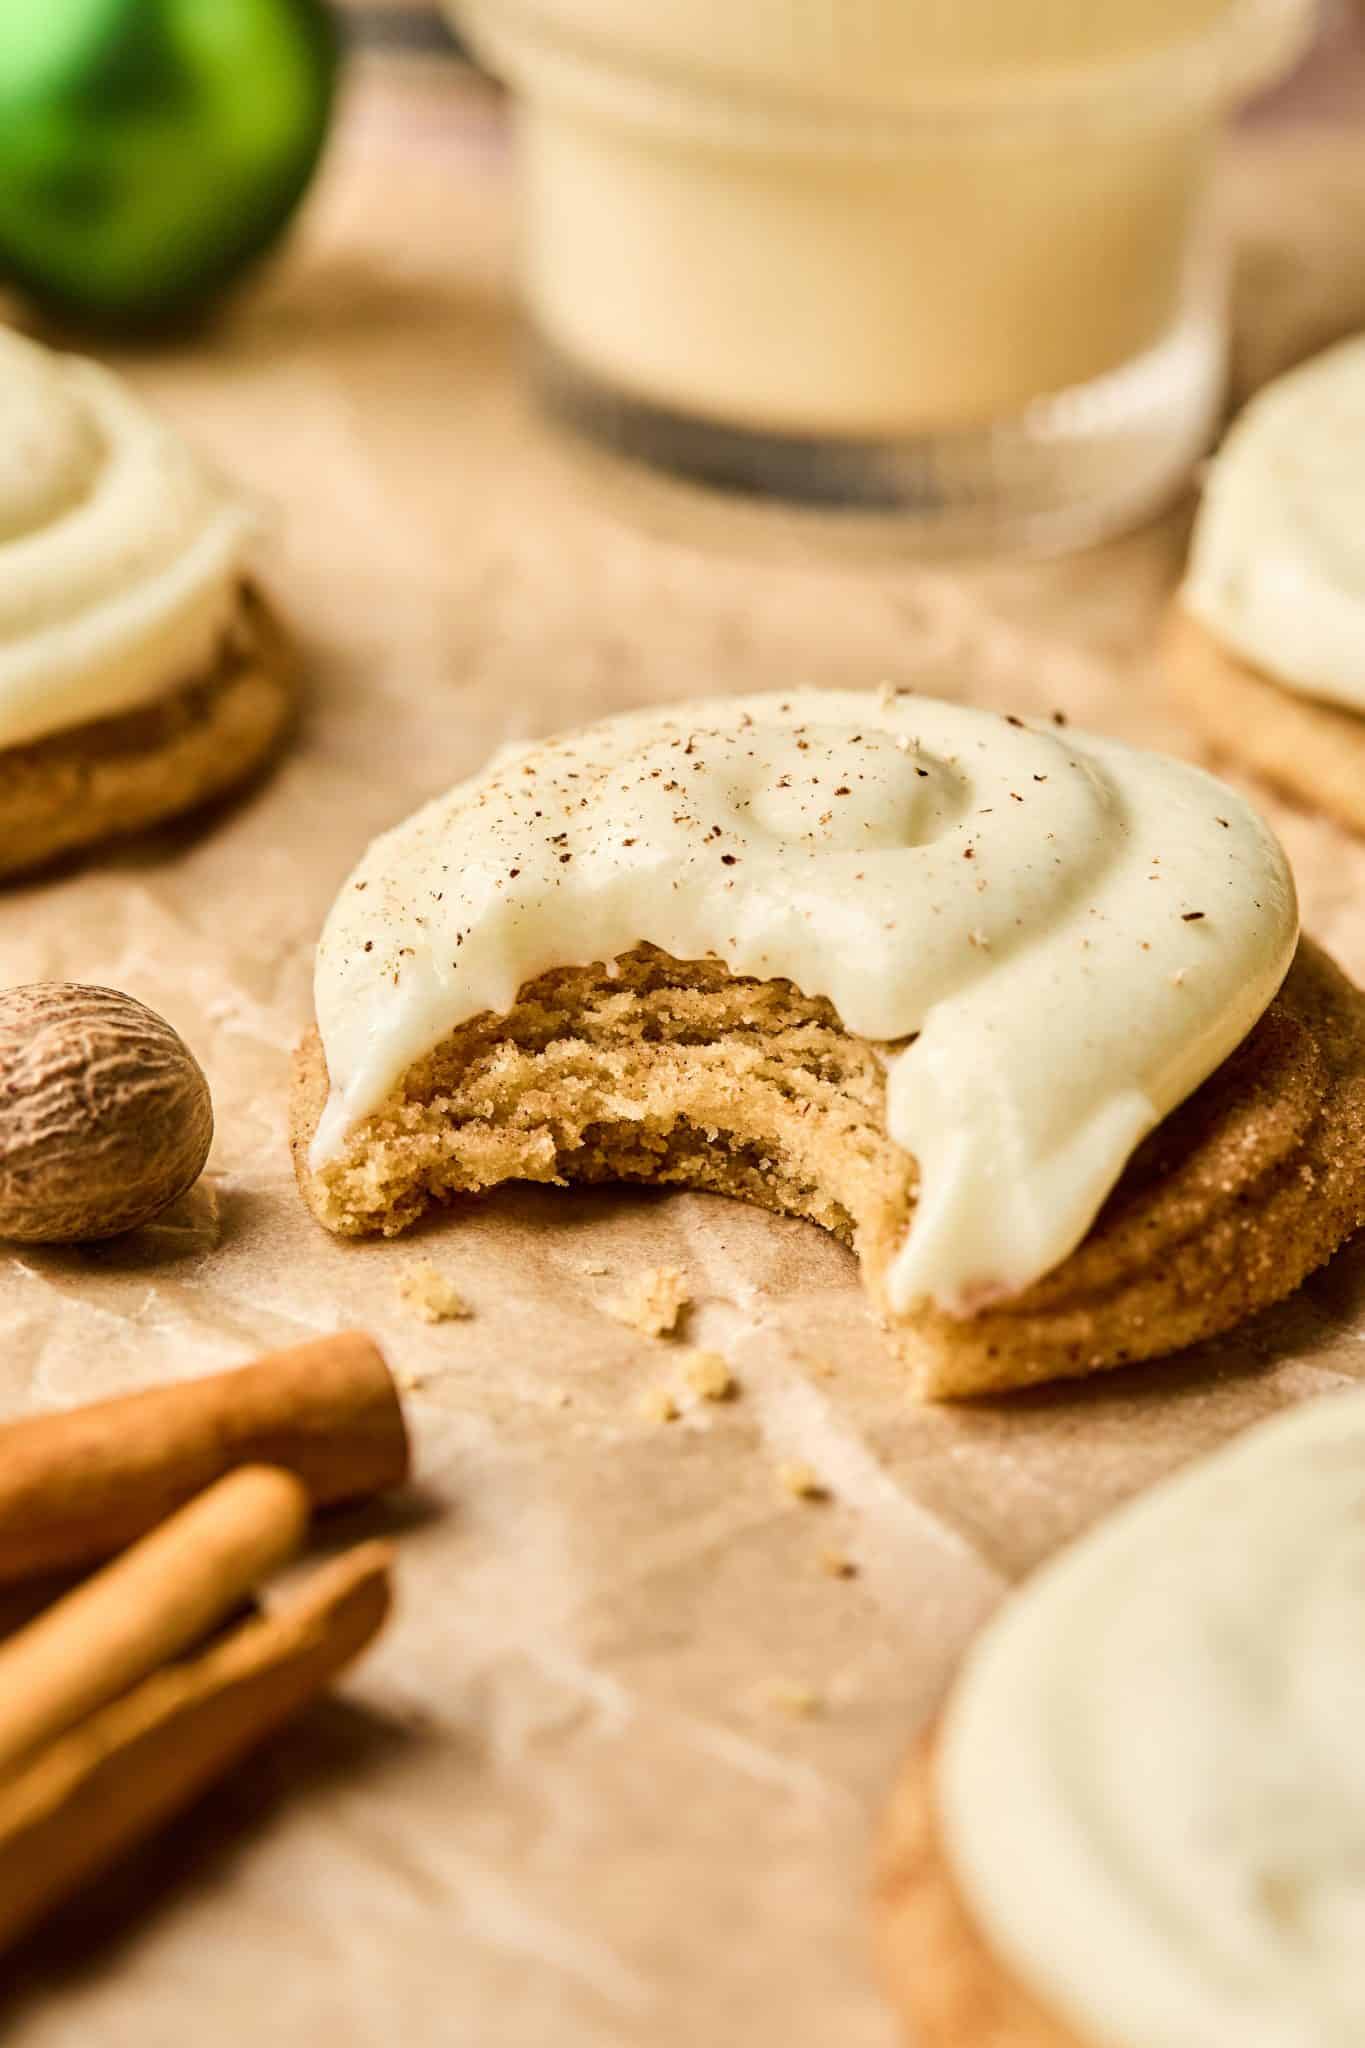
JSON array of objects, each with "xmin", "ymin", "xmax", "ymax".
[
  {"xmin": 939, "ymin": 1389, "xmax": 1365, "ymax": 2048},
  {"xmin": 1183, "ymin": 335, "xmax": 1365, "ymax": 713},
  {"xmin": 310, "ymin": 690, "xmax": 1296, "ymax": 1314},
  {"xmin": 0, "ymin": 328, "xmax": 257, "ymax": 751}
]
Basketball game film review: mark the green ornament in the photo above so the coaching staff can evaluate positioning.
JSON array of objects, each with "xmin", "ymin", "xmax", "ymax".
[{"xmin": 0, "ymin": 0, "xmax": 339, "ymax": 326}]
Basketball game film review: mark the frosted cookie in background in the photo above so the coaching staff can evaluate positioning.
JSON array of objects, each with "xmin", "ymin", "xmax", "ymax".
[
  {"xmin": 0, "ymin": 329, "xmax": 292, "ymax": 879},
  {"xmin": 292, "ymin": 690, "xmax": 1365, "ymax": 1398},
  {"xmin": 1167, "ymin": 335, "xmax": 1365, "ymax": 835},
  {"xmin": 874, "ymin": 1388, "xmax": 1365, "ymax": 2046}
]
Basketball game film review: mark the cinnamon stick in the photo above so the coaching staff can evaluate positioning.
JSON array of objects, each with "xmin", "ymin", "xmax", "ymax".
[
  {"xmin": 0, "ymin": 1467, "xmax": 309, "ymax": 1778},
  {"xmin": 0, "ymin": 1541, "xmax": 392, "ymax": 1957},
  {"xmin": 0, "ymin": 1333, "xmax": 408, "ymax": 1585}
]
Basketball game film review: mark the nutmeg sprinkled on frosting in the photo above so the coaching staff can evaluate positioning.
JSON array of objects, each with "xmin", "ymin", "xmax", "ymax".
[{"xmin": 310, "ymin": 690, "xmax": 1297, "ymax": 1313}]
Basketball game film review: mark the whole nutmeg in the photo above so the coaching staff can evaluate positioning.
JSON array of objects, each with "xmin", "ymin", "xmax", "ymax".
[{"xmin": 0, "ymin": 984, "xmax": 213, "ymax": 1242}]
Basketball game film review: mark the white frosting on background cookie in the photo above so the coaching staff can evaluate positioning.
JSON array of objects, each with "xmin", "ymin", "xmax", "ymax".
[
  {"xmin": 310, "ymin": 691, "xmax": 1296, "ymax": 1314},
  {"xmin": 0, "ymin": 329, "xmax": 257, "ymax": 749},
  {"xmin": 1184, "ymin": 335, "xmax": 1365, "ymax": 711},
  {"xmin": 940, "ymin": 1389, "xmax": 1365, "ymax": 2048}
]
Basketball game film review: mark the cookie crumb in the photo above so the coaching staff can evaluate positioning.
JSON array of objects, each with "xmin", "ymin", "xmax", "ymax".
[
  {"xmin": 755, "ymin": 1678, "xmax": 822, "ymax": 1719},
  {"xmin": 397, "ymin": 1260, "xmax": 472, "ymax": 1324},
  {"xmin": 818, "ymin": 1548, "xmax": 857, "ymax": 1579},
  {"xmin": 395, "ymin": 1367, "xmax": 426, "ymax": 1394},
  {"xmin": 778, "ymin": 1459, "xmax": 827, "ymax": 1501},
  {"xmin": 683, "ymin": 1350, "xmax": 735, "ymax": 1401},
  {"xmin": 578, "ymin": 1260, "xmax": 610, "ymax": 1277},
  {"xmin": 549, "ymin": 1386, "xmax": 573, "ymax": 1408},
  {"xmin": 639, "ymin": 1386, "xmax": 679, "ymax": 1424},
  {"xmin": 604, "ymin": 1265, "xmax": 689, "ymax": 1338}
]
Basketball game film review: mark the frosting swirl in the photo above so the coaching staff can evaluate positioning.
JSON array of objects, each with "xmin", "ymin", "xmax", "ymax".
[
  {"xmin": 0, "ymin": 329, "xmax": 256, "ymax": 750},
  {"xmin": 1184, "ymin": 335, "xmax": 1365, "ymax": 713},
  {"xmin": 310, "ymin": 690, "xmax": 1296, "ymax": 1311},
  {"xmin": 940, "ymin": 1390, "xmax": 1365, "ymax": 2048}
]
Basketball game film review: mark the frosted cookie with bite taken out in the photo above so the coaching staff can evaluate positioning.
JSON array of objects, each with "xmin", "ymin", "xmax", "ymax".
[
  {"xmin": 1167, "ymin": 334, "xmax": 1365, "ymax": 835},
  {"xmin": 291, "ymin": 690, "xmax": 1365, "ymax": 1398},
  {"xmin": 0, "ymin": 329, "xmax": 291, "ymax": 879}
]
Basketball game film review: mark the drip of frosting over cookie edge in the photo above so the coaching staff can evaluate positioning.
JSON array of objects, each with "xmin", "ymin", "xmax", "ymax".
[
  {"xmin": 0, "ymin": 330, "xmax": 257, "ymax": 750},
  {"xmin": 939, "ymin": 1388, "xmax": 1365, "ymax": 2048},
  {"xmin": 1183, "ymin": 334, "xmax": 1365, "ymax": 712},
  {"xmin": 310, "ymin": 690, "xmax": 1297, "ymax": 1314}
]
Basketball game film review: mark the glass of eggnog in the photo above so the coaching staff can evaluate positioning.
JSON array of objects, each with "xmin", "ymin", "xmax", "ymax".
[{"xmin": 449, "ymin": 0, "xmax": 1315, "ymax": 550}]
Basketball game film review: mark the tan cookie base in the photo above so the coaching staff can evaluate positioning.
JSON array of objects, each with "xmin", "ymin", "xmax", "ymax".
[
  {"xmin": 0, "ymin": 586, "xmax": 294, "ymax": 881},
  {"xmin": 872, "ymin": 1732, "xmax": 1086, "ymax": 2048},
  {"xmin": 1164, "ymin": 604, "xmax": 1365, "ymax": 835},
  {"xmin": 290, "ymin": 938, "xmax": 1365, "ymax": 1399}
]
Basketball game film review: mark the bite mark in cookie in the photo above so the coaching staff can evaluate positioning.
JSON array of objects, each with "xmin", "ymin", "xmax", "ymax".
[
  {"xmin": 292, "ymin": 938, "xmax": 1365, "ymax": 1398},
  {"xmin": 290, "ymin": 691, "xmax": 1365, "ymax": 1397}
]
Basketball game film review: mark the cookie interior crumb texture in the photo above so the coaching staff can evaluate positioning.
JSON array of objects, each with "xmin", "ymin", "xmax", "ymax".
[
  {"xmin": 602, "ymin": 1263, "xmax": 689, "ymax": 1339},
  {"xmin": 292, "ymin": 941, "xmax": 1365, "ymax": 1399},
  {"xmin": 397, "ymin": 1258, "xmax": 471, "ymax": 1324},
  {"xmin": 639, "ymin": 1386, "xmax": 679, "ymax": 1425}
]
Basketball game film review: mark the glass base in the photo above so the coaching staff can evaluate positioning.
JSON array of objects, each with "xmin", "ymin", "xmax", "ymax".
[{"xmin": 536, "ymin": 313, "xmax": 1224, "ymax": 555}]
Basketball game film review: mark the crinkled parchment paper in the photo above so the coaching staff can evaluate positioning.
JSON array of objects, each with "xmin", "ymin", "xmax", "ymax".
[{"xmin": 4, "ymin": 47, "xmax": 1365, "ymax": 2048}]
